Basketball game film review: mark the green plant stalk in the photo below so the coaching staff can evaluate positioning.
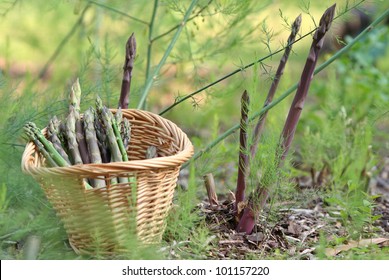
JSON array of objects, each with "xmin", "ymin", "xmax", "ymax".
[
  {"xmin": 47, "ymin": 116, "xmax": 71, "ymax": 164},
  {"xmin": 250, "ymin": 14, "xmax": 302, "ymax": 159},
  {"xmin": 25, "ymin": 122, "xmax": 92, "ymax": 190},
  {"xmin": 137, "ymin": 0, "xmax": 199, "ymax": 109},
  {"xmin": 118, "ymin": 34, "xmax": 136, "ymax": 109},
  {"xmin": 66, "ymin": 106, "xmax": 83, "ymax": 165},
  {"xmin": 101, "ymin": 107, "xmax": 128, "ymax": 184},
  {"xmin": 115, "ymin": 107, "xmax": 123, "ymax": 127},
  {"xmin": 84, "ymin": 108, "xmax": 106, "ymax": 188},
  {"xmin": 70, "ymin": 79, "xmax": 90, "ymax": 164},
  {"xmin": 88, "ymin": 0, "xmax": 148, "ymax": 25},
  {"xmin": 26, "ymin": 124, "xmax": 93, "ymax": 192},
  {"xmin": 237, "ymin": 4, "xmax": 336, "ymax": 235},
  {"xmin": 112, "ymin": 113, "xmax": 129, "ymax": 162},
  {"xmin": 145, "ymin": 0, "xmax": 159, "ymax": 84},
  {"xmin": 69, "ymin": 78, "xmax": 81, "ymax": 111},
  {"xmin": 235, "ymin": 90, "xmax": 250, "ymax": 211},
  {"xmin": 25, "ymin": 128, "xmax": 58, "ymax": 167},
  {"xmin": 121, "ymin": 118, "xmax": 131, "ymax": 149},
  {"xmin": 95, "ymin": 96, "xmax": 110, "ymax": 163},
  {"xmin": 182, "ymin": 6, "xmax": 389, "ymax": 169},
  {"xmin": 158, "ymin": 1, "xmax": 369, "ymax": 116},
  {"xmin": 25, "ymin": 122, "xmax": 69, "ymax": 167},
  {"xmin": 101, "ymin": 107, "xmax": 122, "ymax": 162},
  {"xmin": 84, "ymin": 108, "xmax": 102, "ymax": 164}
]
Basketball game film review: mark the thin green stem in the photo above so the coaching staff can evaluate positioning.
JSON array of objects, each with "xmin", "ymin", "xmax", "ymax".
[
  {"xmin": 137, "ymin": 0, "xmax": 199, "ymax": 110},
  {"xmin": 159, "ymin": 30, "xmax": 314, "ymax": 116},
  {"xmin": 88, "ymin": 0, "xmax": 148, "ymax": 25},
  {"xmin": 182, "ymin": 7, "xmax": 389, "ymax": 169},
  {"xmin": 145, "ymin": 0, "xmax": 159, "ymax": 85}
]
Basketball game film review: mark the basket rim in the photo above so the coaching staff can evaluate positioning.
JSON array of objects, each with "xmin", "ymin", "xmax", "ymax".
[{"xmin": 21, "ymin": 109, "xmax": 194, "ymax": 178}]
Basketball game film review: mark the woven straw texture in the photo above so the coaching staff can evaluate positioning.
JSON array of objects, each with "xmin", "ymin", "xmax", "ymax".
[{"xmin": 21, "ymin": 109, "xmax": 193, "ymax": 255}]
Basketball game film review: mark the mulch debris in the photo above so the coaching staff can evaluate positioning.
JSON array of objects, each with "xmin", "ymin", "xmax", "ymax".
[{"xmin": 194, "ymin": 158, "xmax": 389, "ymax": 259}]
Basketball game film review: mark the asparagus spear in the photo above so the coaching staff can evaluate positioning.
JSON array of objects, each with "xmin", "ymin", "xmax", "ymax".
[
  {"xmin": 25, "ymin": 122, "xmax": 93, "ymax": 190},
  {"xmin": 115, "ymin": 107, "xmax": 123, "ymax": 127},
  {"xmin": 237, "ymin": 5, "xmax": 336, "ymax": 235},
  {"xmin": 65, "ymin": 106, "xmax": 83, "ymax": 165},
  {"xmin": 24, "ymin": 122, "xmax": 70, "ymax": 167},
  {"xmin": 111, "ymin": 112, "xmax": 129, "ymax": 162},
  {"xmin": 235, "ymin": 90, "xmax": 250, "ymax": 211},
  {"xmin": 69, "ymin": 78, "xmax": 81, "ymax": 111},
  {"xmin": 95, "ymin": 96, "xmax": 110, "ymax": 163},
  {"xmin": 24, "ymin": 126, "xmax": 58, "ymax": 167},
  {"xmin": 250, "ymin": 14, "xmax": 302, "ymax": 159},
  {"xmin": 101, "ymin": 106, "xmax": 128, "ymax": 184},
  {"xmin": 101, "ymin": 107, "xmax": 123, "ymax": 162},
  {"xmin": 114, "ymin": 107, "xmax": 130, "ymax": 159},
  {"xmin": 121, "ymin": 118, "xmax": 131, "ymax": 150},
  {"xmin": 118, "ymin": 33, "xmax": 136, "ymax": 109},
  {"xmin": 47, "ymin": 116, "xmax": 71, "ymax": 165},
  {"xmin": 69, "ymin": 78, "xmax": 90, "ymax": 164},
  {"xmin": 84, "ymin": 108, "xmax": 106, "ymax": 188},
  {"xmin": 280, "ymin": 5, "xmax": 336, "ymax": 162}
]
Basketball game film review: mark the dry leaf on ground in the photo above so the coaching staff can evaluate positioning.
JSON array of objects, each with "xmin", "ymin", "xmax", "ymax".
[{"xmin": 325, "ymin": 238, "xmax": 389, "ymax": 257}]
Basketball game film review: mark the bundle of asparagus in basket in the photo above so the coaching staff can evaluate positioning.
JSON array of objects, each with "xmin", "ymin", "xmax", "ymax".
[
  {"xmin": 23, "ymin": 79, "xmax": 133, "ymax": 188},
  {"xmin": 24, "ymin": 87, "xmax": 158, "ymax": 188},
  {"xmin": 23, "ymin": 34, "xmax": 158, "ymax": 189}
]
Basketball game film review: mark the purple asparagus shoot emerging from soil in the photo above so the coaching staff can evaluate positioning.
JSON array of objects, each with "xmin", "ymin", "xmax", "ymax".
[
  {"xmin": 235, "ymin": 90, "xmax": 250, "ymax": 212},
  {"xmin": 236, "ymin": 4, "xmax": 336, "ymax": 234},
  {"xmin": 280, "ymin": 4, "xmax": 335, "ymax": 162},
  {"xmin": 236, "ymin": 187, "xmax": 269, "ymax": 234},
  {"xmin": 118, "ymin": 33, "xmax": 136, "ymax": 109},
  {"xmin": 250, "ymin": 14, "xmax": 302, "ymax": 159}
]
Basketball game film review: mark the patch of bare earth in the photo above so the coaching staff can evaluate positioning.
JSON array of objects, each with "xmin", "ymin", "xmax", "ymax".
[{"xmin": 196, "ymin": 159, "xmax": 389, "ymax": 260}]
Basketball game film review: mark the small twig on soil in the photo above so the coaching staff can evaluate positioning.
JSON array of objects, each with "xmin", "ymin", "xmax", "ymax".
[{"xmin": 204, "ymin": 173, "xmax": 218, "ymax": 206}]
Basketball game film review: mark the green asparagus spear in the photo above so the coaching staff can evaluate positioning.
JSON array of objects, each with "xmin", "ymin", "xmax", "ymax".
[
  {"xmin": 66, "ymin": 106, "xmax": 83, "ymax": 165},
  {"xmin": 70, "ymin": 78, "xmax": 90, "ymax": 164},
  {"xmin": 25, "ymin": 122, "xmax": 70, "ymax": 167},
  {"xmin": 25, "ymin": 122, "xmax": 93, "ymax": 190},
  {"xmin": 101, "ymin": 107, "xmax": 122, "ymax": 162},
  {"xmin": 115, "ymin": 107, "xmax": 123, "ymax": 127},
  {"xmin": 95, "ymin": 96, "xmax": 110, "ymax": 163},
  {"xmin": 84, "ymin": 108, "xmax": 106, "ymax": 188},
  {"xmin": 111, "ymin": 111, "xmax": 129, "ymax": 162},
  {"xmin": 69, "ymin": 78, "xmax": 81, "ymax": 111},
  {"xmin": 24, "ymin": 127, "xmax": 58, "ymax": 167},
  {"xmin": 48, "ymin": 116, "xmax": 71, "ymax": 164},
  {"xmin": 101, "ymin": 106, "xmax": 128, "ymax": 184},
  {"xmin": 113, "ymin": 107, "xmax": 129, "ymax": 160},
  {"xmin": 121, "ymin": 118, "xmax": 131, "ymax": 150}
]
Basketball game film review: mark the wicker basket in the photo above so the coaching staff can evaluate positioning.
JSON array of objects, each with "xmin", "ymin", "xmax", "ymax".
[{"xmin": 21, "ymin": 109, "xmax": 193, "ymax": 255}]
